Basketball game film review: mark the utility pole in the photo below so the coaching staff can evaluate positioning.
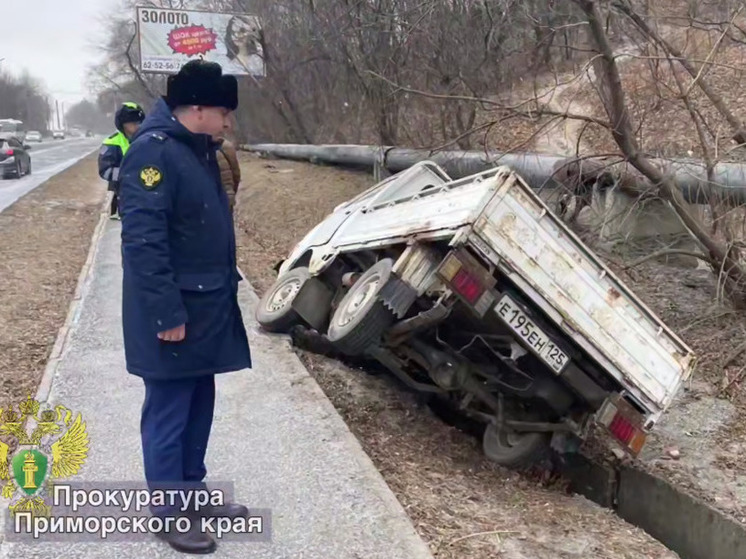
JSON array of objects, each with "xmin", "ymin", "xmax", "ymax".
[{"xmin": 55, "ymin": 100, "xmax": 60, "ymax": 130}]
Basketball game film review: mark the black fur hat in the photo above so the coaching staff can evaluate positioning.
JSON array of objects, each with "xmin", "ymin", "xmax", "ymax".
[{"xmin": 165, "ymin": 60, "xmax": 238, "ymax": 111}]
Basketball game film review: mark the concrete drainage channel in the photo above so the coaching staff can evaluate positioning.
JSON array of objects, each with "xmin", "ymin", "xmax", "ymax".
[
  {"xmin": 557, "ymin": 454, "xmax": 746, "ymax": 559},
  {"xmin": 245, "ymin": 143, "xmax": 746, "ymax": 559}
]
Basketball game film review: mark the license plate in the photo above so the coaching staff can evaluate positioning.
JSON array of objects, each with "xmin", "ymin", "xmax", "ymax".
[{"xmin": 495, "ymin": 294, "xmax": 570, "ymax": 374}]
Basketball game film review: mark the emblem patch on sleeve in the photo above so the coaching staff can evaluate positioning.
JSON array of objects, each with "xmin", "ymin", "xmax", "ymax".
[{"xmin": 139, "ymin": 166, "xmax": 163, "ymax": 189}]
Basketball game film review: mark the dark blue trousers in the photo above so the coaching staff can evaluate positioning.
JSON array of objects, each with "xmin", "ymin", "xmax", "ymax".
[{"xmin": 140, "ymin": 375, "xmax": 215, "ymax": 516}]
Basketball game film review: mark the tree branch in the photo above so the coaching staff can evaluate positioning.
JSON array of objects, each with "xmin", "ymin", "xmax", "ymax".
[
  {"xmin": 366, "ymin": 70, "xmax": 613, "ymax": 130},
  {"xmin": 613, "ymin": 0, "xmax": 746, "ymax": 145},
  {"xmin": 623, "ymin": 248, "xmax": 715, "ymax": 269},
  {"xmin": 126, "ymin": 25, "xmax": 157, "ymax": 100},
  {"xmin": 574, "ymin": 0, "xmax": 746, "ymax": 307}
]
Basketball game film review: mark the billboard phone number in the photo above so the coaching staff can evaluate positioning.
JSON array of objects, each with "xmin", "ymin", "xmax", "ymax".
[{"xmin": 141, "ymin": 60, "xmax": 184, "ymax": 72}]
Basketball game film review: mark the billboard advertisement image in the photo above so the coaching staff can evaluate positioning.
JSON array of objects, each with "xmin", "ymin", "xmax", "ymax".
[{"xmin": 136, "ymin": 6, "xmax": 265, "ymax": 76}]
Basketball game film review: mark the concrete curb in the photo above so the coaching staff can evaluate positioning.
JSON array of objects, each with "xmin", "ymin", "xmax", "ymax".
[
  {"xmin": 235, "ymin": 268, "xmax": 434, "ymax": 557},
  {"xmin": 36, "ymin": 198, "xmax": 109, "ymax": 403}
]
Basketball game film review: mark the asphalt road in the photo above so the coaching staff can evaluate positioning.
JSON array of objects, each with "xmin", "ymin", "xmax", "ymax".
[{"xmin": 0, "ymin": 137, "xmax": 102, "ymax": 213}]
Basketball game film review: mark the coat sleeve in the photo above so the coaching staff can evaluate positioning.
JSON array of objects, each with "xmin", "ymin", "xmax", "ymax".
[
  {"xmin": 118, "ymin": 140, "xmax": 187, "ymax": 334},
  {"xmin": 98, "ymin": 144, "xmax": 123, "ymax": 183},
  {"xmin": 222, "ymin": 140, "xmax": 241, "ymax": 192}
]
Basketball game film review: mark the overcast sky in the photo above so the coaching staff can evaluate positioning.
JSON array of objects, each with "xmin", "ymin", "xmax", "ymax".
[{"xmin": 1, "ymin": 0, "xmax": 122, "ymax": 107}]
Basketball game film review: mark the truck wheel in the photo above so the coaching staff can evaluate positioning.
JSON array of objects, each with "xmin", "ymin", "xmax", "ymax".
[
  {"xmin": 327, "ymin": 258, "xmax": 395, "ymax": 355},
  {"xmin": 255, "ymin": 267, "xmax": 311, "ymax": 333},
  {"xmin": 482, "ymin": 420, "xmax": 551, "ymax": 470}
]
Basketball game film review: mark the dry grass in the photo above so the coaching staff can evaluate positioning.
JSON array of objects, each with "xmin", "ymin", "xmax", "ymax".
[{"xmin": 0, "ymin": 154, "xmax": 106, "ymax": 407}]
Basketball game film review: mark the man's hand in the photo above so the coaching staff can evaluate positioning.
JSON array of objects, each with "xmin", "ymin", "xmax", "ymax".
[{"xmin": 158, "ymin": 324, "xmax": 185, "ymax": 342}]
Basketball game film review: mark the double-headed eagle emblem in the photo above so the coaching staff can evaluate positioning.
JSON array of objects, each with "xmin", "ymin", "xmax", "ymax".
[
  {"xmin": 139, "ymin": 165, "xmax": 163, "ymax": 189},
  {"xmin": 0, "ymin": 395, "xmax": 89, "ymax": 517}
]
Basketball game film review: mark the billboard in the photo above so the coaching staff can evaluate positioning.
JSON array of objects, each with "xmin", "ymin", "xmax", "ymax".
[{"xmin": 136, "ymin": 6, "xmax": 265, "ymax": 77}]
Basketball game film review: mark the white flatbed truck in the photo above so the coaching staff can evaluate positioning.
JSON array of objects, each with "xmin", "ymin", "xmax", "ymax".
[{"xmin": 256, "ymin": 162, "xmax": 696, "ymax": 467}]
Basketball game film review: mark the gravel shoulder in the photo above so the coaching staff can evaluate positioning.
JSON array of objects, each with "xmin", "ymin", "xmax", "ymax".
[
  {"xmin": 0, "ymin": 153, "xmax": 105, "ymax": 406},
  {"xmin": 233, "ymin": 152, "xmax": 678, "ymax": 558}
]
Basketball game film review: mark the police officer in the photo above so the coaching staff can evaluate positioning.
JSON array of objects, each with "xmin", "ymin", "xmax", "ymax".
[
  {"xmin": 98, "ymin": 102, "xmax": 145, "ymax": 219},
  {"xmin": 118, "ymin": 60, "xmax": 252, "ymax": 554}
]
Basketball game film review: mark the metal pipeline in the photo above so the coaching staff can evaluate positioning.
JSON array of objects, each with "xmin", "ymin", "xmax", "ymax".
[{"xmin": 241, "ymin": 142, "xmax": 746, "ymax": 205}]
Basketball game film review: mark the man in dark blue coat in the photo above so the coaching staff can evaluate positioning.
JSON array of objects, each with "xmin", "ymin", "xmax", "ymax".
[{"xmin": 118, "ymin": 60, "xmax": 252, "ymax": 554}]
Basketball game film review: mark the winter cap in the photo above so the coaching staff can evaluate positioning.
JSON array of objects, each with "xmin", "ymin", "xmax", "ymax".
[{"xmin": 165, "ymin": 60, "xmax": 238, "ymax": 111}]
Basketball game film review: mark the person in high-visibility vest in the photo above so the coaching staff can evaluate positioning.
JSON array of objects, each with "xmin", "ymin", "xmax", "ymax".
[{"xmin": 98, "ymin": 102, "xmax": 146, "ymax": 219}]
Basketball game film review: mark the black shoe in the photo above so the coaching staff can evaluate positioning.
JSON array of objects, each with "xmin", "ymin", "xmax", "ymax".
[
  {"xmin": 197, "ymin": 501, "xmax": 249, "ymax": 520},
  {"xmin": 154, "ymin": 517, "xmax": 217, "ymax": 554}
]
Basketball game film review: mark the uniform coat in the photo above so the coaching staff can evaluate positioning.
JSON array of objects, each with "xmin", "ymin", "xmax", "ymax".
[{"xmin": 118, "ymin": 98, "xmax": 252, "ymax": 379}]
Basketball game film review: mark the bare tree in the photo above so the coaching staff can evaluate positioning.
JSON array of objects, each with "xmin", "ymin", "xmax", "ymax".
[
  {"xmin": 0, "ymin": 70, "xmax": 52, "ymax": 133},
  {"xmin": 566, "ymin": 0, "xmax": 746, "ymax": 306}
]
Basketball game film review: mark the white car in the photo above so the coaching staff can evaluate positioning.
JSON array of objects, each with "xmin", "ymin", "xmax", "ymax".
[
  {"xmin": 26, "ymin": 131, "xmax": 42, "ymax": 142},
  {"xmin": 52, "ymin": 130, "xmax": 65, "ymax": 140}
]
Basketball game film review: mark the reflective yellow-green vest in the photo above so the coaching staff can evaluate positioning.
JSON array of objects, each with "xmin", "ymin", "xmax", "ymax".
[{"xmin": 103, "ymin": 131, "xmax": 131, "ymax": 156}]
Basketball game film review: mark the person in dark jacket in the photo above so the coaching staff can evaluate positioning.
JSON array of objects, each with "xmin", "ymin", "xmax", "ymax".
[
  {"xmin": 215, "ymin": 136, "xmax": 241, "ymax": 215},
  {"xmin": 98, "ymin": 102, "xmax": 145, "ymax": 219},
  {"xmin": 118, "ymin": 60, "xmax": 251, "ymax": 554}
]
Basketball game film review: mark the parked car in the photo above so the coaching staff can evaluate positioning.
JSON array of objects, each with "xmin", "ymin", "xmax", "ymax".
[
  {"xmin": 52, "ymin": 130, "xmax": 65, "ymax": 140},
  {"xmin": 0, "ymin": 134, "xmax": 32, "ymax": 179},
  {"xmin": 255, "ymin": 161, "xmax": 696, "ymax": 468},
  {"xmin": 25, "ymin": 130, "xmax": 42, "ymax": 143}
]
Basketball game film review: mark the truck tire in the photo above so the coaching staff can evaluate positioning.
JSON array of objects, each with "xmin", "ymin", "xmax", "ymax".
[
  {"xmin": 482, "ymin": 420, "xmax": 551, "ymax": 470},
  {"xmin": 326, "ymin": 258, "xmax": 395, "ymax": 355},
  {"xmin": 255, "ymin": 266, "xmax": 311, "ymax": 333}
]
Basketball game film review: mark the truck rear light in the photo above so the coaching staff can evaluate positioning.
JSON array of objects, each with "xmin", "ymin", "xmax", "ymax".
[
  {"xmin": 5, "ymin": 149, "xmax": 13, "ymax": 156},
  {"xmin": 437, "ymin": 251, "xmax": 496, "ymax": 315},
  {"xmin": 452, "ymin": 268, "xmax": 483, "ymax": 304},
  {"xmin": 596, "ymin": 395, "xmax": 647, "ymax": 456}
]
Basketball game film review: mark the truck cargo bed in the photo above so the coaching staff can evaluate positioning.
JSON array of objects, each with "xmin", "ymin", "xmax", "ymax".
[
  {"xmin": 467, "ymin": 170, "xmax": 695, "ymax": 423},
  {"xmin": 319, "ymin": 163, "xmax": 695, "ymax": 424}
]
